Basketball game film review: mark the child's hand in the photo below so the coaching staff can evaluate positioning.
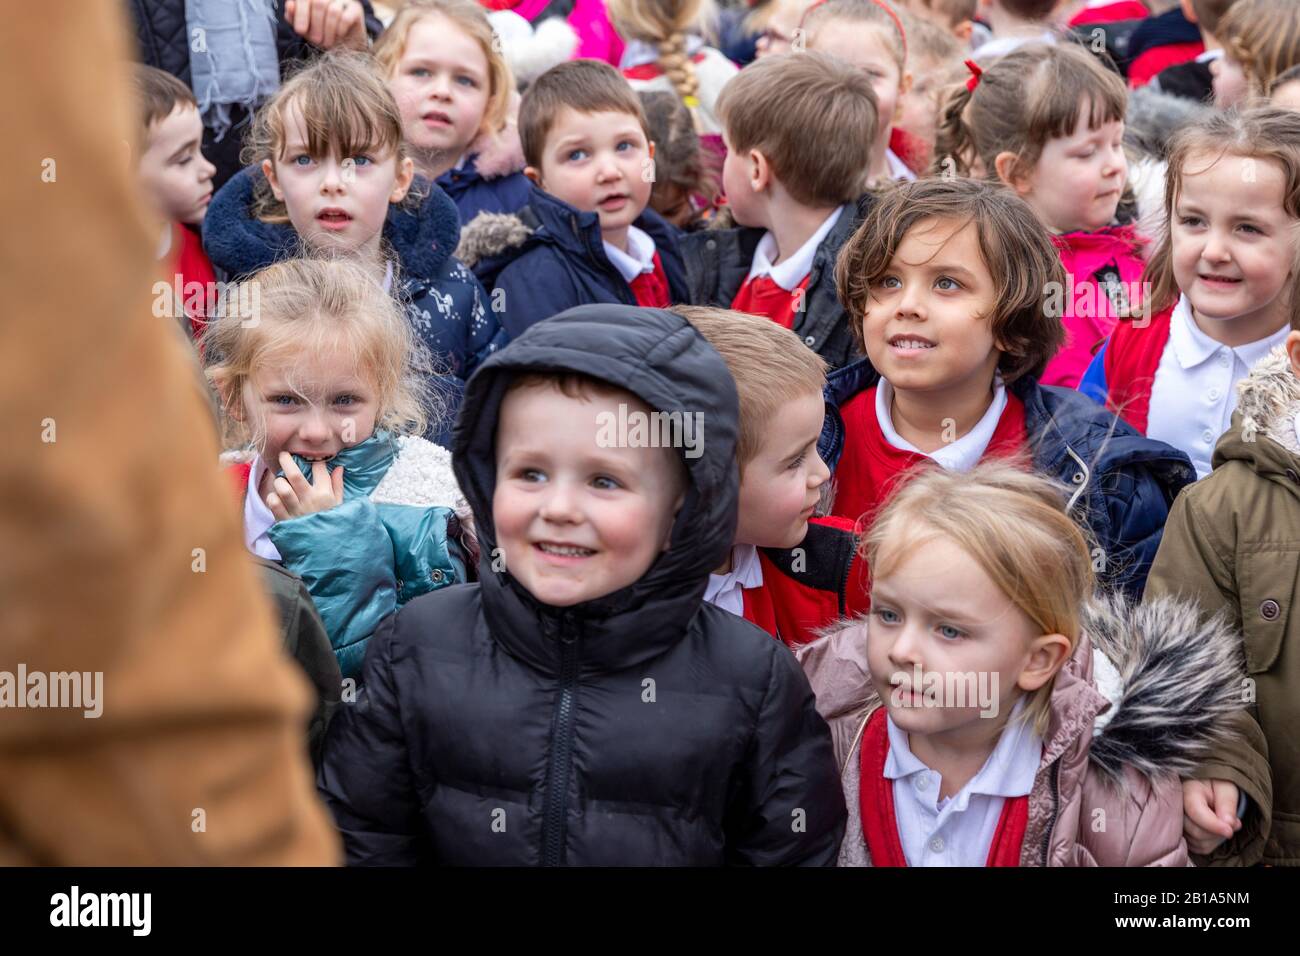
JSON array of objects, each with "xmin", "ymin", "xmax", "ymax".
[
  {"xmin": 1182, "ymin": 778, "xmax": 1242, "ymax": 855},
  {"xmin": 285, "ymin": 0, "xmax": 368, "ymax": 51},
  {"xmin": 267, "ymin": 452, "xmax": 345, "ymax": 521}
]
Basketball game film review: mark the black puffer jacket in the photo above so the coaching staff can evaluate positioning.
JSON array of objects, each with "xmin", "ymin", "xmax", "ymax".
[{"xmin": 318, "ymin": 304, "xmax": 846, "ymax": 865}]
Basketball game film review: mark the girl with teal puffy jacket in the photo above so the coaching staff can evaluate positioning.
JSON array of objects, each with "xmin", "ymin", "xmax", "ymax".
[{"xmin": 206, "ymin": 257, "xmax": 469, "ymax": 681}]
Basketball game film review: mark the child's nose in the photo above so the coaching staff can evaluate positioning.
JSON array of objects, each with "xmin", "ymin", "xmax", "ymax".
[
  {"xmin": 896, "ymin": 283, "xmax": 925, "ymax": 319},
  {"xmin": 888, "ymin": 625, "xmax": 924, "ymax": 670},
  {"xmin": 297, "ymin": 407, "xmax": 331, "ymax": 442},
  {"xmin": 538, "ymin": 481, "xmax": 582, "ymax": 523},
  {"xmin": 1202, "ymin": 229, "xmax": 1232, "ymax": 262}
]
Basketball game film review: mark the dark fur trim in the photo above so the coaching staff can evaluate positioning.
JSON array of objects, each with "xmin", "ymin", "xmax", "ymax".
[
  {"xmin": 1084, "ymin": 593, "xmax": 1246, "ymax": 783},
  {"xmin": 454, "ymin": 211, "xmax": 534, "ymax": 268}
]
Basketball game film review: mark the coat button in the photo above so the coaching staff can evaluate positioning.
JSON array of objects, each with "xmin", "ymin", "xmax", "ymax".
[
  {"xmin": 431, "ymin": 568, "xmax": 445, "ymax": 583},
  {"xmin": 705, "ymin": 239, "xmax": 716, "ymax": 251},
  {"xmin": 804, "ymin": 336, "xmax": 816, "ymax": 347},
  {"xmin": 1261, "ymin": 599, "xmax": 1281, "ymax": 621},
  {"xmin": 1071, "ymin": 471, "xmax": 1085, "ymax": 484}
]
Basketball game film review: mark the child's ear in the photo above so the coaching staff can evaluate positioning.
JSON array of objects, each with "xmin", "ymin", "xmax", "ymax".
[
  {"xmin": 209, "ymin": 369, "xmax": 246, "ymax": 423},
  {"xmin": 748, "ymin": 148, "xmax": 772, "ymax": 194},
  {"xmin": 524, "ymin": 165, "xmax": 543, "ymax": 188},
  {"xmin": 261, "ymin": 158, "xmax": 285, "ymax": 201},
  {"xmin": 1017, "ymin": 633, "xmax": 1073, "ymax": 693},
  {"xmin": 1286, "ymin": 329, "xmax": 1300, "ymax": 380},
  {"xmin": 993, "ymin": 151, "xmax": 1030, "ymax": 193},
  {"xmin": 390, "ymin": 156, "xmax": 415, "ymax": 204},
  {"xmin": 954, "ymin": 20, "xmax": 974, "ymax": 44}
]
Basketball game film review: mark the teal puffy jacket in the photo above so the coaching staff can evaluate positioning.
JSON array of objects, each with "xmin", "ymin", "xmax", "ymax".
[{"xmin": 267, "ymin": 431, "xmax": 465, "ymax": 680}]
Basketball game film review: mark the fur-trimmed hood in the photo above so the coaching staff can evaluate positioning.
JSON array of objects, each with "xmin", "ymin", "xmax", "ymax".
[
  {"xmin": 202, "ymin": 165, "xmax": 462, "ymax": 283},
  {"xmin": 800, "ymin": 591, "xmax": 1245, "ymax": 784},
  {"xmin": 1219, "ymin": 347, "xmax": 1300, "ymax": 464}
]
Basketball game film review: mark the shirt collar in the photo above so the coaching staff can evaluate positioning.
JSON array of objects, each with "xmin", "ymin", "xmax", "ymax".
[
  {"xmin": 746, "ymin": 206, "xmax": 845, "ymax": 290},
  {"xmin": 603, "ymin": 225, "xmax": 657, "ymax": 284},
  {"xmin": 876, "ymin": 377, "xmax": 1009, "ymax": 473},
  {"xmin": 885, "ymin": 148, "xmax": 916, "ymax": 182},
  {"xmin": 620, "ymin": 36, "xmax": 704, "ymax": 69},
  {"xmin": 703, "ymin": 543, "xmax": 764, "ymax": 604},
  {"xmin": 884, "ymin": 698, "xmax": 1040, "ymax": 803},
  {"xmin": 1170, "ymin": 293, "xmax": 1291, "ymax": 369}
]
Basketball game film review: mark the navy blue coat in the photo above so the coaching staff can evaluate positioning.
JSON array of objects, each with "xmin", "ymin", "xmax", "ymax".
[
  {"xmin": 819, "ymin": 359, "xmax": 1195, "ymax": 599},
  {"xmin": 317, "ymin": 304, "xmax": 846, "ymax": 865},
  {"xmin": 458, "ymin": 186, "xmax": 689, "ymax": 339},
  {"xmin": 204, "ymin": 167, "xmax": 507, "ymax": 445},
  {"xmin": 436, "ymin": 153, "xmax": 532, "ymax": 224}
]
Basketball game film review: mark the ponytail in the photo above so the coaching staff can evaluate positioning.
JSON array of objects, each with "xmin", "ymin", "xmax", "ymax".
[{"xmin": 657, "ymin": 30, "xmax": 703, "ymax": 129}]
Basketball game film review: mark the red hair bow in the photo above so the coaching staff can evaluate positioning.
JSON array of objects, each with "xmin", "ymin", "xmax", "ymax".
[{"xmin": 964, "ymin": 59, "xmax": 983, "ymax": 92}]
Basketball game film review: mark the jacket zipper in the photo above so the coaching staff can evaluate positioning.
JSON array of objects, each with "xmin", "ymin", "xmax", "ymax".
[
  {"xmin": 1039, "ymin": 761, "xmax": 1060, "ymax": 866},
  {"xmin": 541, "ymin": 618, "xmax": 580, "ymax": 866}
]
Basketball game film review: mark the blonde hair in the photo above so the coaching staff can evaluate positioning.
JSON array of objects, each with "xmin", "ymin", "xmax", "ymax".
[
  {"xmin": 1143, "ymin": 106, "xmax": 1300, "ymax": 322},
  {"xmin": 716, "ymin": 52, "xmax": 878, "ymax": 206},
  {"xmin": 672, "ymin": 306, "xmax": 828, "ymax": 471},
  {"xmin": 934, "ymin": 42, "xmax": 1126, "ymax": 181},
  {"xmin": 607, "ymin": 0, "xmax": 715, "ymax": 125},
  {"xmin": 204, "ymin": 257, "xmax": 435, "ymax": 451},
  {"xmin": 373, "ymin": 0, "xmax": 514, "ymax": 138},
  {"xmin": 242, "ymin": 52, "xmax": 410, "ymax": 224},
  {"xmin": 1218, "ymin": 0, "xmax": 1300, "ymax": 100},
  {"xmin": 803, "ymin": 0, "xmax": 908, "ymax": 73},
  {"xmin": 865, "ymin": 462, "xmax": 1096, "ymax": 737}
]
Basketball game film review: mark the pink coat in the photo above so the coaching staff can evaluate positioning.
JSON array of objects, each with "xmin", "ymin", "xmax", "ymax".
[
  {"xmin": 508, "ymin": 0, "xmax": 624, "ymax": 64},
  {"xmin": 1041, "ymin": 225, "xmax": 1147, "ymax": 389},
  {"xmin": 796, "ymin": 594, "xmax": 1244, "ymax": 866}
]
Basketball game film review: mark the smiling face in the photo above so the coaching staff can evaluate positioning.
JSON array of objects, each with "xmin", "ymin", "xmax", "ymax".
[
  {"xmin": 528, "ymin": 107, "xmax": 655, "ymax": 250},
  {"xmin": 387, "ymin": 14, "xmax": 492, "ymax": 174},
  {"xmin": 809, "ymin": 22, "xmax": 905, "ymax": 145},
  {"xmin": 492, "ymin": 382, "xmax": 686, "ymax": 607},
  {"xmin": 244, "ymin": 340, "xmax": 380, "ymax": 469},
  {"xmin": 735, "ymin": 390, "xmax": 830, "ymax": 549},
  {"xmin": 1013, "ymin": 100, "xmax": 1126, "ymax": 234},
  {"xmin": 136, "ymin": 103, "xmax": 216, "ymax": 224},
  {"xmin": 1171, "ymin": 150, "xmax": 1298, "ymax": 346},
  {"xmin": 862, "ymin": 217, "xmax": 1002, "ymax": 397},
  {"xmin": 262, "ymin": 101, "xmax": 415, "ymax": 261},
  {"xmin": 866, "ymin": 534, "xmax": 1044, "ymax": 742}
]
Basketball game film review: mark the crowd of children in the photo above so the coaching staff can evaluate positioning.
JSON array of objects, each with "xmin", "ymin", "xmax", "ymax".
[{"xmin": 127, "ymin": 0, "xmax": 1300, "ymax": 867}]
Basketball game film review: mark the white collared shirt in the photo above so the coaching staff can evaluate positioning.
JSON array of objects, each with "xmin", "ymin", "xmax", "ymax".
[
  {"xmin": 243, "ymin": 454, "xmax": 281, "ymax": 561},
  {"xmin": 1196, "ymin": 48, "xmax": 1224, "ymax": 64},
  {"xmin": 876, "ymin": 378, "xmax": 1009, "ymax": 473},
  {"xmin": 704, "ymin": 544, "xmax": 764, "ymax": 617},
  {"xmin": 603, "ymin": 224, "xmax": 658, "ymax": 284},
  {"xmin": 973, "ymin": 30, "xmax": 1057, "ymax": 61},
  {"xmin": 885, "ymin": 699, "xmax": 1042, "ymax": 867},
  {"xmin": 746, "ymin": 206, "xmax": 846, "ymax": 290},
  {"xmin": 1147, "ymin": 295, "xmax": 1289, "ymax": 479},
  {"xmin": 885, "ymin": 148, "xmax": 916, "ymax": 182}
]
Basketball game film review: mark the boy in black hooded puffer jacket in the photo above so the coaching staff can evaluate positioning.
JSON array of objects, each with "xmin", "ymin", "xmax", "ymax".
[{"xmin": 317, "ymin": 304, "xmax": 846, "ymax": 865}]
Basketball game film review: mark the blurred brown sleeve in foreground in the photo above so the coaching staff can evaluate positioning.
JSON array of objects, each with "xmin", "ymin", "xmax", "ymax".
[{"xmin": 0, "ymin": 0, "xmax": 341, "ymax": 865}]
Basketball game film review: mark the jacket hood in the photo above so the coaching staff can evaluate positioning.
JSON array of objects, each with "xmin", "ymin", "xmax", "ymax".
[
  {"xmin": 451, "ymin": 303, "xmax": 740, "ymax": 675},
  {"xmin": 1126, "ymin": 85, "xmax": 1211, "ymax": 158},
  {"xmin": 1214, "ymin": 347, "xmax": 1300, "ymax": 479},
  {"xmin": 455, "ymin": 186, "xmax": 679, "ymax": 271},
  {"xmin": 203, "ymin": 165, "xmax": 462, "ymax": 281},
  {"xmin": 800, "ymin": 592, "xmax": 1243, "ymax": 783}
]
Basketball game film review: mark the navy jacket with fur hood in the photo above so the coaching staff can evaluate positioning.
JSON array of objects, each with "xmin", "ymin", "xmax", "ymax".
[
  {"xmin": 455, "ymin": 186, "xmax": 689, "ymax": 338},
  {"xmin": 204, "ymin": 166, "xmax": 507, "ymax": 443},
  {"xmin": 819, "ymin": 359, "xmax": 1195, "ymax": 599},
  {"xmin": 318, "ymin": 304, "xmax": 846, "ymax": 865}
]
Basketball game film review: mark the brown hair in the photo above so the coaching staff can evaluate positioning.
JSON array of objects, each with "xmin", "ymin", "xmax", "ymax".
[
  {"xmin": 907, "ymin": 0, "xmax": 976, "ymax": 29},
  {"xmin": 716, "ymin": 52, "xmax": 878, "ymax": 206},
  {"xmin": 901, "ymin": 8, "xmax": 961, "ymax": 63},
  {"xmin": 518, "ymin": 59, "xmax": 652, "ymax": 171},
  {"xmin": 672, "ymin": 306, "xmax": 827, "ymax": 470},
  {"xmin": 639, "ymin": 90, "xmax": 717, "ymax": 218},
  {"xmin": 1219, "ymin": 0, "xmax": 1300, "ymax": 99},
  {"xmin": 934, "ymin": 42, "xmax": 1126, "ymax": 181},
  {"xmin": 1272, "ymin": 62, "xmax": 1300, "ymax": 94},
  {"xmin": 803, "ymin": 0, "xmax": 908, "ymax": 72},
  {"xmin": 835, "ymin": 177, "xmax": 1066, "ymax": 382},
  {"xmin": 204, "ymin": 257, "xmax": 436, "ymax": 451},
  {"xmin": 606, "ymin": 0, "xmax": 715, "ymax": 128},
  {"xmin": 132, "ymin": 64, "xmax": 198, "ymax": 133},
  {"xmin": 242, "ymin": 52, "xmax": 410, "ymax": 223},
  {"xmin": 1191, "ymin": 0, "xmax": 1239, "ymax": 36},
  {"xmin": 997, "ymin": 0, "xmax": 1059, "ymax": 18},
  {"xmin": 866, "ymin": 460, "xmax": 1094, "ymax": 736},
  {"xmin": 372, "ymin": 0, "xmax": 513, "ymax": 138},
  {"xmin": 1143, "ymin": 106, "xmax": 1300, "ymax": 322}
]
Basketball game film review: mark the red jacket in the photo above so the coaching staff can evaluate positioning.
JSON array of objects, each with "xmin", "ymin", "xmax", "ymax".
[
  {"xmin": 1094, "ymin": 304, "xmax": 1176, "ymax": 435},
  {"xmin": 741, "ymin": 516, "xmax": 870, "ymax": 648}
]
